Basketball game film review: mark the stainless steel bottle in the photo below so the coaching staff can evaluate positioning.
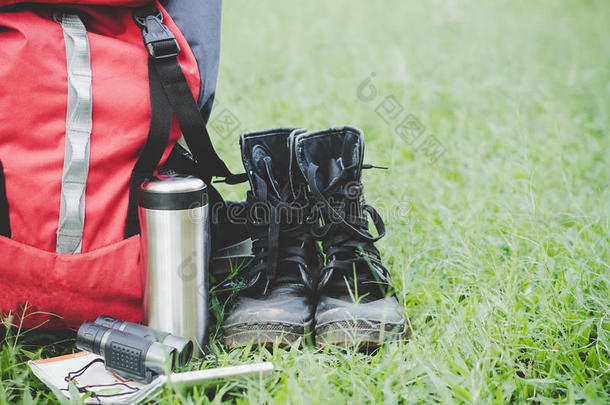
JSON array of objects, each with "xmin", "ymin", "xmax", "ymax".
[{"xmin": 138, "ymin": 174, "xmax": 209, "ymax": 353}]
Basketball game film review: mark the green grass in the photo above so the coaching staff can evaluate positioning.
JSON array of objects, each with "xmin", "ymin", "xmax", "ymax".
[{"xmin": 3, "ymin": 0, "xmax": 610, "ymax": 403}]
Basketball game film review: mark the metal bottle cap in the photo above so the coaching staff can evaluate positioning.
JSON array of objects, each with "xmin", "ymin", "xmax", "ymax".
[{"xmin": 138, "ymin": 175, "xmax": 207, "ymax": 210}]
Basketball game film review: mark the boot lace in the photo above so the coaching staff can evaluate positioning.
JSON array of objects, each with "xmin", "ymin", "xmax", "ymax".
[
  {"xmin": 241, "ymin": 156, "xmax": 318, "ymax": 295},
  {"xmin": 306, "ymin": 160, "xmax": 393, "ymax": 296}
]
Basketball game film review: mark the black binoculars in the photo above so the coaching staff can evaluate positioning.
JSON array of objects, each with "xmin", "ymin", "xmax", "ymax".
[{"xmin": 76, "ymin": 315, "xmax": 194, "ymax": 383}]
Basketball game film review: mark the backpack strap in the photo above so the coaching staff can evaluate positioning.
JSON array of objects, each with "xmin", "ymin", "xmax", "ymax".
[
  {"xmin": 124, "ymin": 63, "xmax": 173, "ymax": 238},
  {"xmin": 124, "ymin": 5, "xmax": 246, "ymax": 238},
  {"xmin": 132, "ymin": 5, "xmax": 246, "ymax": 185},
  {"xmin": 0, "ymin": 160, "xmax": 10, "ymax": 238}
]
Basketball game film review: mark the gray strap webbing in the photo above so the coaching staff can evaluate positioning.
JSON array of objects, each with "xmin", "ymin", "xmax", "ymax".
[{"xmin": 55, "ymin": 13, "xmax": 92, "ymax": 254}]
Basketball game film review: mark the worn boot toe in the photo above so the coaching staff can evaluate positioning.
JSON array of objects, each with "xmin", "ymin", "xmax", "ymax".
[
  {"xmin": 223, "ymin": 285, "xmax": 313, "ymax": 349},
  {"xmin": 315, "ymin": 295, "xmax": 406, "ymax": 347}
]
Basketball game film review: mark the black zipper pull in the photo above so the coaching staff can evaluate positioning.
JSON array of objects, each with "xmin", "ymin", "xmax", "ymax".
[{"xmin": 362, "ymin": 163, "xmax": 389, "ymax": 170}]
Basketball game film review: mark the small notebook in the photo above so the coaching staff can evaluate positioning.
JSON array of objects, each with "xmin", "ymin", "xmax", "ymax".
[{"xmin": 29, "ymin": 351, "xmax": 273, "ymax": 404}]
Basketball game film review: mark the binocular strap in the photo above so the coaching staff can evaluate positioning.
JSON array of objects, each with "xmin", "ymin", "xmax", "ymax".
[{"xmin": 62, "ymin": 358, "xmax": 141, "ymax": 399}]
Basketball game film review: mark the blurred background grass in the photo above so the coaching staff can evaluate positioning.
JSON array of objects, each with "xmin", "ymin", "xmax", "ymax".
[
  {"xmin": 208, "ymin": 0, "xmax": 610, "ymax": 402},
  {"xmin": 3, "ymin": 0, "xmax": 609, "ymax": 403}
]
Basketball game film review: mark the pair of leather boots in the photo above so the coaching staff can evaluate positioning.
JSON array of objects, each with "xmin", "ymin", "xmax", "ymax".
[{"xmin": 223, "ymin": 126, "xmax": 406, "ymax": 348}]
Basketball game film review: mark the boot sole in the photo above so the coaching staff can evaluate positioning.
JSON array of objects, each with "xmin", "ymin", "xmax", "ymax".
[
  {"xmin": 315, "ymin": 319, "xmax": 408, "ymax": 348},
  {"xmin": 223, "ymin": 321, "xmax": 312, "ymax": 350}
]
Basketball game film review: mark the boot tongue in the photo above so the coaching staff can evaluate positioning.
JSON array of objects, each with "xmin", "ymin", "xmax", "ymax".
[
  {"xmin": 328, "ymin": 157, "xmax": 361, "ymax": 193},
  {"xmin": 307, "ymin": 133, "xmax": 362, "ymax": 193},
  {"xmin": 328, "ymin": 158, "xmax": 344, "ymax": 184},
  {"xmin": 252, "ymin": 145, "xmax": 283, "ymax": 199}
]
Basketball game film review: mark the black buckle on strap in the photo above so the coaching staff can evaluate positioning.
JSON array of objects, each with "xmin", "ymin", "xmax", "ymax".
[
  {"xmin": 212, "ymin": 173, "xmax": 249, "ymax": 185},
  {"xmin": 134, "ymin": 11, "xmax": 180, "ymax": 59}
]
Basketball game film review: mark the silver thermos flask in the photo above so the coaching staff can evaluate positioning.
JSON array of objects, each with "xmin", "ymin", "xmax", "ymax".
[{"xmin": 138, "ymin": 174, "xmax": 209, "ymax": 353}]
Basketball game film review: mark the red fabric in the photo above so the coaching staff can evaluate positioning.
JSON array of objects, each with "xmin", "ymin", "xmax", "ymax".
[
  {"xmin": 0, "ymin": 235, "xmax": 142, "ymax": 329},
  {"xmin": 0, "ymin": 1, "xmax": 148, "ymax": 6},
  {"xmin": 0, "ymin": 1, "xmax": 201, "ymax": 329}
]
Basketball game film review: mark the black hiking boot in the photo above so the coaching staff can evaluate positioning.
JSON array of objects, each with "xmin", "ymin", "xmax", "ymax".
[
  {"xmin": 223, "ymin": 128, "xmax": 322, "ymax": 349},
  {"xmin": 294, "ymin": 126, "xmax": 407, "ymax": 347}
]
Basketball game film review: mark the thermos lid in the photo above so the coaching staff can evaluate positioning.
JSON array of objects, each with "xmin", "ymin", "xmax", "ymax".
[{"xmin": 139, "ymin": 175, "xmax": 207, "ymax": 210}]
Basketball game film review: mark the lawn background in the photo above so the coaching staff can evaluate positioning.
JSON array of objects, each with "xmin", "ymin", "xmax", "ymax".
[{"xmin": 2, "ymin": 0, "xmax": 609, "ymax": 403}]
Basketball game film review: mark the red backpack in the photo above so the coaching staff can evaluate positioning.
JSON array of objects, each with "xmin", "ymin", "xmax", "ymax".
[{"xmin": 0, "ymin": 0, "xmax": 241, "ymax": 329}]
